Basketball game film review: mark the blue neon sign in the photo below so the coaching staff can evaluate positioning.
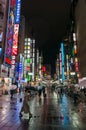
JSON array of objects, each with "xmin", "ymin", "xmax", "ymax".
[
  {"xmin": 15, "ymin": 0, "xmax": 21, "ymax": 24},
  {"xmin": 61, "ymin": 42, "xmax": 65, "ymax": 81}
]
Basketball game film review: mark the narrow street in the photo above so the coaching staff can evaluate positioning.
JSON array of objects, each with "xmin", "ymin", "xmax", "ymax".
[{"xmin": 0, "ymin": 90, "xmax": 86, "ymax": 130}]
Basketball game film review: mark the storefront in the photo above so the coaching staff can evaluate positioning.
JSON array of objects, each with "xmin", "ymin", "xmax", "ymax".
[
  {"xmin": 0, "ymin": 64, "xmax": 12, "ymax": 95},
  {"xmin": 0, "ymin": 77, "xmax": 12, "ymax": 95}
]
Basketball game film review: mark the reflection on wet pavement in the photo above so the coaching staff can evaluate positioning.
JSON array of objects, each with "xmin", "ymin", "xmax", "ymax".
[{"xmin": 0, "ymin": 92, "xmax": 86, "ymax": 130}]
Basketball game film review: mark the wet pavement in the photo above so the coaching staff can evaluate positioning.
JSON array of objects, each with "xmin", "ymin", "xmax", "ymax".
[{"xmin": 0, "ymin": 90, "xmax": 86, "ymax": 130}]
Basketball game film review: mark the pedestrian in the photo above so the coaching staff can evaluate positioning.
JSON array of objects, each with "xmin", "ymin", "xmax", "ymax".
[
  {"xmin": 37, "ymin": 83, "xmax": 42, "ymax": 99},
  {"xmin": 10, "ymin": 89, "xmax": 14, "ymax": 99},
  {"xmin": 10, "ymin": 83, "xmax": 17, "ymax": 99},
  {"xmin": 43, "ymin": 86, "xmax": 46, "ymax": 97},
  {"xmin": 19, "ymin": 91, "xmax": 32, "ymax": 119},
  {"xmin": 73, "ymin": 91, "xmax": 77, "ymax": 103}
]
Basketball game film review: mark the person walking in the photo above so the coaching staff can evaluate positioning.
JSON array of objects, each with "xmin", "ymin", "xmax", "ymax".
[
  {"xmin": 43, "ymin": 86, "xmax": 46, "ymax": 97},
  {"xmin": 37, "ymin": 83, "xmax": 42, "ymax": 100},
  {"xmin": 73, "ymin": 91, "xmax": 78, "ymax": 104},
  {"xmin": 19, "ymin": 91, "xmax": 32, "ymax": 119},
  {"xmin": 10, "ymin": 83, "xmax": 17, "ymax": 99}
]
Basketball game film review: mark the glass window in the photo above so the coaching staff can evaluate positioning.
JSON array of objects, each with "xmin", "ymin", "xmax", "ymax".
[
  {"xmin": 28, "ymin": 38, "xmax": 31, "ymax": 42},
  {"xmin": 24, "ymin": 54, "xmax": 26, "ymax": 58},
  {"xmin": 27, "ymin": 46, "xmax": 30, "ymax": 49},
  {"xmin": 24, "ymin": 50, "xmax": 27, "ymax": 53},
  {"xmin": 25, "ymin": 38, "xmax": 27, "ymax": 42},
  {"xmin": 27, "ymin": 50, "xmax": 30, "ymax": 53},
  {"xmin": 25, "ymin": 42, "xmax": 27, "ymax": 45},
  {"xmin": 24, "ymin": 46, "xmax": 26, "ymax": 49},
  {"xmin": 27, "ymin": 55, "xmax": 30, "ymax": 58},
  {"xmin": 27, "ymin": 42, "xmax": 30, "ymax": 45}
]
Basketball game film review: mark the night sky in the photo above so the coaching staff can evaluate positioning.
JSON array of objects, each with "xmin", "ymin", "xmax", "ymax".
[{"xmin": 21, "ymin": 0, "xmax": 71, "ymax": 75}]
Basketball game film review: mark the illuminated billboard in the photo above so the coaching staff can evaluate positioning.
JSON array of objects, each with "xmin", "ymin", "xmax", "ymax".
[
  {"xmin": 11, "ymin": 0, "xmax": 21, "ymax": 70},
  {"xmin": 15, "ymin": 0, "xmax": 21, "ymax": 24},
  {"xmin": 12, "ymin": 24, "xmax": 19, "ymax": 55},
  {"xmin": 59, "ymin": 51, "xmax": 62, "ymax": 75},
  {"xmin": 4, "ymin": 0, "xmax": 21, "ymax": 67},
  {"xmin": 61, "ymin": 42, "xmax": 65, "ymax": 80},
  {"xmin": 4, "ymin": 0, "xmax": 16, "ymax": 66}
]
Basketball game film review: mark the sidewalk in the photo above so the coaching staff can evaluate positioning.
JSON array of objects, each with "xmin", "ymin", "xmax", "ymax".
[
  {"xmin": 0, "ymin": 93, "xmax": 23, "ymax": 130},
  {"xmin": 0, "ymin": 92, "xmax": 86, "ymax": 130}
]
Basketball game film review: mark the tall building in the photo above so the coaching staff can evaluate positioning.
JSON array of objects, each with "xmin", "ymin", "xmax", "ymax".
[
  {"xmin": 15, "ymin": 15, "xmax": 25, "ymax": 82},
  {"xmin": 0, "ymin": 0, "xmax": 8, "ymax": 64},
  {"xmin": 0, "ymin": 0, "xmax": 22, "ymax": 80},
  {"xmin": 75, "ymin": 0, "xmax": 86, "ymax": 78}
]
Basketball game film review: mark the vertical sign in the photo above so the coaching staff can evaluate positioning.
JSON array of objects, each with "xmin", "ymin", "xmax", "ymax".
[
  {"xmin": 59, "ymin": 50, "xmax": 62, "ymax": 75},
  {"xmin": 61, "ymin": 42, "xmax": 65, "ymax": 81},
  {"xmin": 4, "ymin": 0, "xmax": 16, "ymax": 66},
  {"xmin": 11, "ymin": 0, "xmax": 21, "ymax": 70}
]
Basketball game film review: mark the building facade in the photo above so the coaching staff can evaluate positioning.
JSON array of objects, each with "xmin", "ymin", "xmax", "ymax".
[{"xmin": 75, "ymin": 0, "xmax": 86, "ymax": 78}]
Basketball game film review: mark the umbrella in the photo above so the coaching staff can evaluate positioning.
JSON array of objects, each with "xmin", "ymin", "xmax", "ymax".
[
  {"xmin": 79, "ymin": 78, "xmax": 86, "ymax": 87},
  {"xmin": 52, "ymin": 80, "xmax": 59, "ymax": 85},
  {"xmin": 10, "ymin": 84, "xmax": 17, "ymax": 90},
  {"xmin": 25, "ymin": 86, "xmax": 37, "ymax": 91},
  {"xmin": 74, "ymin": 84, "xmax": 79, "ymax": 87}
]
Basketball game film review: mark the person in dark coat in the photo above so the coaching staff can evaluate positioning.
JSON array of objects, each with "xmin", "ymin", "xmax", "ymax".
[
  {"xmin": 37, "ymin": 83, "xmax": 42, "ymax": 99},
  {"xmin": 73, "ymin": 91, "xmax": 78, "ymax": 103}
]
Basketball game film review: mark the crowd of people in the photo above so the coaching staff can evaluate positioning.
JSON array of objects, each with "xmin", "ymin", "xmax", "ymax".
[{"xmin": 9, "ymin": 81, "xmax": 86, "ymax": 120}]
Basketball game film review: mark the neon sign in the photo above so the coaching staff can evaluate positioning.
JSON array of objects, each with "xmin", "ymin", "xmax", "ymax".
[
  {"xmin": 15, "ymin": 0, "xmax": 21, "ymax": 24},
  {"xmin": 4, "ymin": 0, "xmax": 16, "ymax": 66},
  {"xmin": 61, "ymin": 42, "xmax": 65, "ymax": 81}
]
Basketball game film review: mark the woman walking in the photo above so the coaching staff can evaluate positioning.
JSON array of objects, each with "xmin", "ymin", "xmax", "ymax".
[{"xmin": 19, "ymin": 91, "xmax": 32, "ymax": 119}]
